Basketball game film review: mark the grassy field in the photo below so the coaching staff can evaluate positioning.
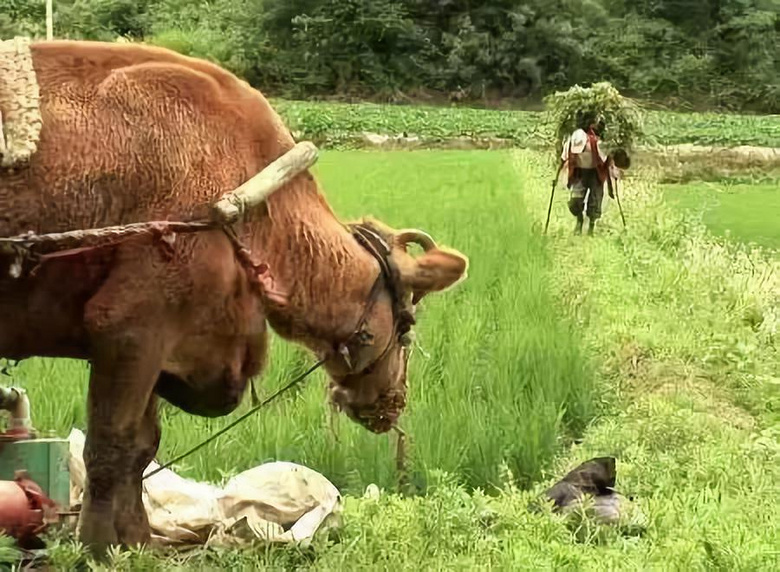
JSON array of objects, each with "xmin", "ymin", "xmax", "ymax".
[
  {"xmin": 271, "ymin": 99, "xmax": 780, "ymax": 149},
  {"xmin": 2, "ymin": 146, "xmax": 779, "ymax": 568},
  {"xmin": 662, "ymin": 180, "xmax": 780, "ymax": 251}
]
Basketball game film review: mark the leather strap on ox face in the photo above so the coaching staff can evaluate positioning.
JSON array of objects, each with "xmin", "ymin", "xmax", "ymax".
[{"xmin": 333, "ymin": 223, "xmax": 416, "ymax": 376}]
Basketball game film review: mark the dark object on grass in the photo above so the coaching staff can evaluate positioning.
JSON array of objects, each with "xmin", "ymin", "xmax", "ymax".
[
  {"xmin": 546, "ymin": 457, "xmax": 616, "ymax": 508},
  {"xmin": 531, "ymin": 457, "xmax": 646, "ymax": 536},
  {"xmin": 542, "ymin": 456, "xmax": 637, "ymax": 525}
]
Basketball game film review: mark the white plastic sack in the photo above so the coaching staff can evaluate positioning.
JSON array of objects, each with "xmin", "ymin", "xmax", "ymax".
[{"xmin": 67, "ymin": 429, "xmax": 342, "ymax": 546}]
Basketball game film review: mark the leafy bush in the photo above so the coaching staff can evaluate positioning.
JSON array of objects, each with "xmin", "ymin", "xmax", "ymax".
[
  {"xmin": 145, "ymin": 0, "xmax": 269, "ymax": 83},
  {"xmin": 288, "ymin": 0, "xmax": 430, "ymax": 98},
  {"xmin": 2, "ymin": 0, "xmax": 777, "ymax": 111}
]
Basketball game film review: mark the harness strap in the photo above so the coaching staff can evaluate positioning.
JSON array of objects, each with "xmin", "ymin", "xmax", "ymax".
[
  {"xmin": 331, "ymin": 223, "xmax": 415, "ymax": 375},
  {"xmin": 349, "ymin": 223, "xmax": 414, "ymax": 334},
  {"xmin": 350, "ymin": 224, "xmax": 394, "ymax": 285}
]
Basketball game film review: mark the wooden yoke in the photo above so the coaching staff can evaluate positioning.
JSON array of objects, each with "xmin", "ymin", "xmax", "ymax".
[{"xmin": 210, "ymin": 141, "xmax": 319, "ymax": 224}]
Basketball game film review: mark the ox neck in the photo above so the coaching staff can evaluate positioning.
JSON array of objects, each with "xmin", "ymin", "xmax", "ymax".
[{"xmin": 244, "ymin": 178, "xmax": 379, "ymax": 351}]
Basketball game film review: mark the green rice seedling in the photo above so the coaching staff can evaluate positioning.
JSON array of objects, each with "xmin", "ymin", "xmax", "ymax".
[{"xmin": 662, "ymin": 180, "xmax": 780, "ymax": 251}]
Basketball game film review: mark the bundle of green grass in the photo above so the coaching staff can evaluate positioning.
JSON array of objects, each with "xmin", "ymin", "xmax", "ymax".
[{"xmin": 543, "ymin": 81, "xmax": 642, "ymax": 169}]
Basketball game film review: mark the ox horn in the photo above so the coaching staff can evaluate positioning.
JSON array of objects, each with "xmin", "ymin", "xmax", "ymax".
[
  {"xmin": 211, "ymin": 141, "xmax": 319, "ymax": 224},
  {"xmin": 396, "ymin": 229, "xmax": 437, "ymax": 252},
  {"xmin": 338, "ymin": 343, "xmax": 353, "ymax": 371}
]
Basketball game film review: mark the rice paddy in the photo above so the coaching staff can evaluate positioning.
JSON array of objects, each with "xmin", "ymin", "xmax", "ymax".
[{"xmin": 663, "ymin": 180, "xmax": 780, "ymax": 251}]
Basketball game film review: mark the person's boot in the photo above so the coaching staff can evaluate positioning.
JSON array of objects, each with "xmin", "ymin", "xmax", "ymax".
[
  {"xmin": 574, "ymin": 216, "xmax": 584, "ymax": 235},
  {"xmin": 587, "ymin": 217, "xmax": 596, "ymax": 236}
]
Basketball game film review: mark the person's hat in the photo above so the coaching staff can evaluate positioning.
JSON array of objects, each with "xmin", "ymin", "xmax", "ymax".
[{"xmin": 570, "ymin": 129, "xmax": 588, "ymax": 154}]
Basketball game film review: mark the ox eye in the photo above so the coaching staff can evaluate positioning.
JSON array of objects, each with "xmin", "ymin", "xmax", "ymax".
[{"xmin": 357, "ymin": 330, "xmax": 374, "ymax": 346}]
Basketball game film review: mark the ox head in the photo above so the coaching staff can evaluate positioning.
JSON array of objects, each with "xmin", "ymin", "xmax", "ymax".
[
  {"xmin": 212, "ymin": 143, "xmax": 467, "ymax": 432},
  {"xmin": 325, "ymin": 220, "xmax": 468, "ymax": 433}
]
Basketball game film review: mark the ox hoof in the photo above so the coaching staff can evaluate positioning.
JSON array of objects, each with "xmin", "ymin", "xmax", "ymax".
[
  {"xmin": 114, "ymin": 520, "xmax": 152, "ymax": 549},
  {"xmin": 77, "ymin": 500, "xmax": 119, "ymax": 556},
  {"xmin": 78, "ymin": 522, "xmax": 118, "ymax": 559}
]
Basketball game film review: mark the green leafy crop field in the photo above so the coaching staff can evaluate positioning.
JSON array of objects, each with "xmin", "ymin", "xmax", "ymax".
[{"xmin": 271, "ymin": 99, "xmax": 780, "ymax": 149}]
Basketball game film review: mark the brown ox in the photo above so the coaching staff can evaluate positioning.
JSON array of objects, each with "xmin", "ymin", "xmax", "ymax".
[{"xmin": 0, "ymin": 40, "xmax": 468, "ymax": 549}]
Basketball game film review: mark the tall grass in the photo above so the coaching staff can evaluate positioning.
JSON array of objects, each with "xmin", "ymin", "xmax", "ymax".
[{"xmin": 8, "ymin": 150, "xmax": 595, "ymax": 494}]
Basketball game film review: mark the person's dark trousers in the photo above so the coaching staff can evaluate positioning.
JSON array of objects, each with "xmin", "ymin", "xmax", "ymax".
[{"xmin": 568, "ymin": 168, "xmax": 604, "ymax": 235}]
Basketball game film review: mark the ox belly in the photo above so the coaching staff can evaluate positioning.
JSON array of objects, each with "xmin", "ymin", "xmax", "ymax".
[
  {"xmin": 155, "ymin": 330, "xmax": 267, "ymax": 418},
  {"xmin": 155, "ymin": 368, "xmax": 250, "ymax": 418}
]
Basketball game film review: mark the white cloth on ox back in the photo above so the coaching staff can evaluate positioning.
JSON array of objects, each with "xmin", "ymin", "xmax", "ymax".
[
  {"xmin": 67, "ymin": 429, "xmax": 343, "ymax": 546},
  {"xmin": 0, "ymin": 36, "xmax": 43, "ymax": 168}
]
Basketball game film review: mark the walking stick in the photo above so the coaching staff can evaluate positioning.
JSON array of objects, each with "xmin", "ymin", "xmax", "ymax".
[
  {"xmin": 544, "ymin": 160, "xmax": 566, "ymax": 235},
  {"xmin": 613, "ymin": 177, "xmax": 627, "ymax": 228}
]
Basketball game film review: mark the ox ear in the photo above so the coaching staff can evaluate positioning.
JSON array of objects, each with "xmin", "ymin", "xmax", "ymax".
[{"xmin": 398, "ymin": 247, "xmax": 469, "ymax": 305}]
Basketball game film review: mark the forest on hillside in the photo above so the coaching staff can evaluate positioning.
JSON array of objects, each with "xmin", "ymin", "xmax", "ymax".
[{"xmin": 1, "ymin": 0, "xmax": 778, "ymax": 112}]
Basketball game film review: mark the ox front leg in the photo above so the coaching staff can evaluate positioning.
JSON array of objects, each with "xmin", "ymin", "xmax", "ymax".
[
  {"xmin": 78, "ymin": 333, "xmax": 164, "ymax": 554},
  {"xmin": 113, "ymin": 395, "xmax": 161, "ymax": 544}
]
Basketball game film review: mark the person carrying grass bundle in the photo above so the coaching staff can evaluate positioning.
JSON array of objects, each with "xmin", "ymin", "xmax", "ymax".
[
  {"xmin": 561, "ymin": 111, "xmax": 611, "ymax": 235},
  {"xmin": 545, "ymin": 83, "xmax": 637, "ymax": 235},
  {"xmin": 560, "ymin": 113, "xmax": 633, "ymax": 235}
]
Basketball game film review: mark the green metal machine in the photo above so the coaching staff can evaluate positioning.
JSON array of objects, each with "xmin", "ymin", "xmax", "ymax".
[{"xmin": 0, "ymin": 386, "xmax": 71, "ymax": 509}]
